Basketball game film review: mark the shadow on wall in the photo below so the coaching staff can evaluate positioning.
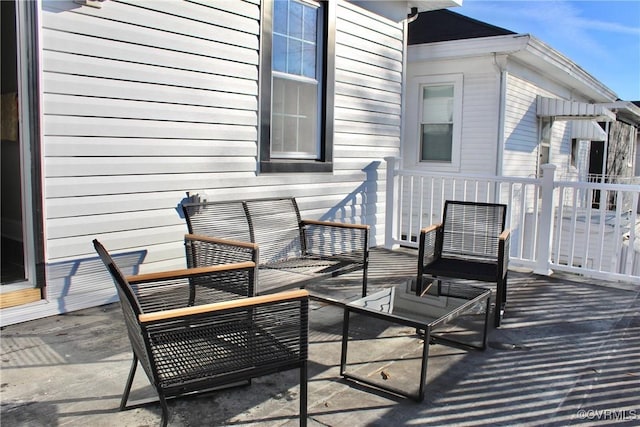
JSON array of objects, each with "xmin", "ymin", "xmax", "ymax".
[
  {"xmin": 317, "ymin": 161, "xmax": 380, "ymax": 238},
  {"xmin": 46, "ymin": 249, "xmax": 147, "ymax": 314}
]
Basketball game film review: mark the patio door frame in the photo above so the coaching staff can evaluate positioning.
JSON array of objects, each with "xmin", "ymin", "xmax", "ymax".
[{"xmin": 1, "ymin": 0, "xmax": 45, "ymax": 306}]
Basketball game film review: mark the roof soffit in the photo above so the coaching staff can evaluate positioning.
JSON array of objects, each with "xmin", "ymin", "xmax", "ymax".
[{"xmin": 350, "ymin": 0, "xmax": 462, "ymax": 23}]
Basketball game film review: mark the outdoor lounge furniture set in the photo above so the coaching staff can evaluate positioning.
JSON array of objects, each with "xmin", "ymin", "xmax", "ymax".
[{"xmin": 94, "ymin": 197, "xmax": 510, "ymax": 425}]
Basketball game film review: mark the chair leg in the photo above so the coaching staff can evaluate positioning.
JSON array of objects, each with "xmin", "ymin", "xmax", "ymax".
[
  {"xmin": 158, "ymin": 393, "xmax": 170, "ymax": 427},
  {"xmin": 120, "ymin": 355, "xmax": 138, "ymax": 411},
  {"xmin": 300, "ymin": 362, "xmax": 308, "ymax": 427}
]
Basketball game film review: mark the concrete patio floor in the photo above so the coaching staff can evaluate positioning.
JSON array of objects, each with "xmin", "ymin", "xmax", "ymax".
[{"xmin": 1, "ymin": 248, "xmax": 639, "ymax": 426}]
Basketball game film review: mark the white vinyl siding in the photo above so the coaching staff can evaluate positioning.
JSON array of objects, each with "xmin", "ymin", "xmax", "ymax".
[
  {"xmin": 2, "ymin": 0, "xmax": 404, "ymax": 325},
  {"xmin": 404, "ymin": 54, "xmax": 499, "ymax": 175},
  {"xmin": 502, "ymin": 74, "xmax": 572, "ymax": 178}
]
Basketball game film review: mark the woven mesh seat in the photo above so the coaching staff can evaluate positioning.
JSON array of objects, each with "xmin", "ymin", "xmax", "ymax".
[
  {"xmin": 94, "ymin": 239, "xmax": 309, "ymax": 426},
  {"xmin": 418, "ymin": 201, "xmax": 510, "ymax": 327}
]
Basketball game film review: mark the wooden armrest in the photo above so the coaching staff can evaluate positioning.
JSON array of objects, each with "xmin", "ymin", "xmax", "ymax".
[
  {"xmin": 139, "ymin": 289, "xmax": 309, "ymax": 323},
  {"xmin": 302, "ymin": 219, "xmax": 369, "ymax": 230},
  {"xmin": 420, "ymin": 223, "xmax": 442, "ymax": 235},
  {"xmin": 127, "ymin": 261, "xmax": 256, "ymax": 284},
  {"xmin": 499, "ymin": 229, "xmax": 511, "ymax": 241},
  {"xmin": 185, "ymin": 233, "xmax": 258, "ymax": 250}
]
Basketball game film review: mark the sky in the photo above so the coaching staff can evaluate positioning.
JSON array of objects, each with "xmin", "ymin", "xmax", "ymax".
[{"xmin": 455, "ymin": 0, "xmax": 640, "ymax": 101}]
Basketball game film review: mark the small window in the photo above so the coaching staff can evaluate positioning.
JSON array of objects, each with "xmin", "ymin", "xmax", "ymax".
[
  {"xmin": 538, "ymin": 117, "xmax": 552, "ymax": 177},
  {"xmin": 420, "ymin": 85, "xmax": 454, "ymax": 162},
  {"xmin": 259, "ymin": 0, "xmax": 335, "ymax": 173},
  {"xmin": 408, "ymin": 74, "xmax": 462, "ymax": 171}
]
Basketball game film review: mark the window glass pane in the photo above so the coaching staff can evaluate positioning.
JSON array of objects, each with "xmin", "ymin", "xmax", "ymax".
[
  {"xmin": 289, "ymin": 1, "xmax": 303, "ymax": 39},
  {"xmin": 287, "ymin": 39, "xmax": 302, "ymax": 75},
  {"xmin": 272, "ymin": 76, "xmax": 318, "ymax": 157},
  {"xmin": 273, "ymin": 0, "xmax": 317, "ymax": 79},
  {"xmin": 421, "ymin": 124, "xmax": 452, "ymax": 161},
  {"xmin": 274, "ymin": 0, "xmax": 288, "ymax": 34},
  {"xmin": 302, "ymin": 43, "xmax": 316, "ymax": 78},
  {"xmin": 303, "ymin": 6, "xmax": 316, "ymax": 42},
  {"xmin": 273, "ymin": 34, "xmax": 287, "ymax": 72},
  {"xmin": 422, "ymin": 85, "xmax": 453, "ymax": 123}
]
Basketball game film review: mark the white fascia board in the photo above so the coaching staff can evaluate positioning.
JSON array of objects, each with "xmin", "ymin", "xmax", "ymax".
[
  {"xmin": 408, "ymin": 34, "xmax": 530, "ymax": 62},
  {"xmin": 514, "ymin": 36, "xmax": 617, "ymax": 102},
  {"xmin": 408, "ymin": 33, "xmax": 617, "ymax": 103}
]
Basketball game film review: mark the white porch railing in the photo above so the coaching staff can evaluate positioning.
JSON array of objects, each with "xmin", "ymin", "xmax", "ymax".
[{"xmin": 384, "ymin": 157, "xmax": 640, "ymax": 285}]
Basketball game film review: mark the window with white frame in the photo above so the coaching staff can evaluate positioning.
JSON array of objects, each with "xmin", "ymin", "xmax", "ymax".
[
  {"xmin": 410, "ymin": 74, "xmax": 462, "ymax": 171},
  {"xmin": 259, "ymin": 0, "xmax": 335, "ymax": 173},
  {"xmin": 420, "ymin": 84, "xmax": 454, "ymax": 161}
]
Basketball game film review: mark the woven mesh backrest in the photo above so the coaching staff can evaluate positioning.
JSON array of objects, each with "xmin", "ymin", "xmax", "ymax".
[
  {"xmin": 183, "ymin": 201, "xmax": 252, "ymax": 242},
  {"xmin": 244, "ymin": 198, "xmax": 303, "ymax": 264},
  {"xmin": 441, "ymin": 201, "xmax": 506, "ymax": 261}
]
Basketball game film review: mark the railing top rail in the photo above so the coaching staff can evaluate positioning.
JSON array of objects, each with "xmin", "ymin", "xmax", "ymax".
[
  {"xmin": 395, "ymin": 168, "xmax": 541, "ymax": 185},
  {"xmin": 554, "ymin": 179, "xmax": 640, "ymax": 191}
]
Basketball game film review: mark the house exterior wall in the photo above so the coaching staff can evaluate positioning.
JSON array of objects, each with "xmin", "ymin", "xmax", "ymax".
[
  {"xmin": 2, "ymin": 0, "xmax": 405, "ymax": 325},
  {"xmin": 405, "ymin": 40, "xmax": 607, "ymax": 182},
  {"xmin": 403, "ymin": 54, "xmax": 500, "ymax": 175}
]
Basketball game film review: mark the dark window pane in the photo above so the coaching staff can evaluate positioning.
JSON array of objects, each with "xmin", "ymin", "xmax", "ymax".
[{"xmin": 421, "ymin": 124, "xmax": 453, "ymax": 161}]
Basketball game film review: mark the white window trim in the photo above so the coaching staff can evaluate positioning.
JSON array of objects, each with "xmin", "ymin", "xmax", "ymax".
[{"xmin": 407, "ymin": 74, "xmax": 463, "ymax": 172}]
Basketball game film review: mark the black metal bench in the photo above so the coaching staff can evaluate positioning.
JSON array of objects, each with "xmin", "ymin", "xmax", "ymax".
[
  {"xmin": 182, "ymin": 197, "xmax": 370, "ymax": 300},
  {"xmin": 417, "ymin": 200, "xmax": 510, "ymax": 327},
  {"xmin": 93, "ymin": 239, "xmax": 309, "ymax": 427}
]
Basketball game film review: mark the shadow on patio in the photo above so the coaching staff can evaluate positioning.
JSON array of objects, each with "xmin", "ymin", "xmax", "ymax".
[{"xmin": 1, "ymin": 248, "xmax": 638, "ymax": 426}]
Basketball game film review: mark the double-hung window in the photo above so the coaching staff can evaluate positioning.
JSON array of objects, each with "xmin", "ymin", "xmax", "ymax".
[
  {"xmin": 407, "ymin": 74, "xmax": 462, "ymax": 171},
  {"xmin": 420, "ymin": 85, "xmax": 454, "ymax": 162},
  {"xmin": 260, "ymin": 0, "xmax": 335, "ymax": 173}
]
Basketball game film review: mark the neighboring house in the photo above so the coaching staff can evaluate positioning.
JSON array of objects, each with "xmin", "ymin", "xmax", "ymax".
[
  {"xmin": 0, "ymin": 0, "xmax": 464, "ymax": 325},
  {"xmin": 403, "ymin": 10, "xmax": 639, "ymax": 182}
]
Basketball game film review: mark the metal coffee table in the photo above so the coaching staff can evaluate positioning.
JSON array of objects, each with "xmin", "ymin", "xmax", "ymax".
[{"xmin": 339, "ymin": 278, "xmax": 490, "ymax": 401}]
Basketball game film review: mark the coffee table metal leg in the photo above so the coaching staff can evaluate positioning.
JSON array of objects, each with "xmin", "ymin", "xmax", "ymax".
[
  {"xmin": 417, "ymin": 325, "xmax": 431, "ymax": 402},
  {"xmin": 340, "ymin": 308, "xmax": 350, "ymax": 376}
]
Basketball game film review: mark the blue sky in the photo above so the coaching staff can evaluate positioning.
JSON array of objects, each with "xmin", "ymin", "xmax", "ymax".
[{"xmin": 455, "ymin": 0, "xmax": 640, "ymax": 101}]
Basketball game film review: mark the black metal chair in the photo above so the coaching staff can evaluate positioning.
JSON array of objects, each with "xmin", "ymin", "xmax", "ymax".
[
  {"xmin": 93, "ymin": 239, "xmax": 309, "ymax": 426},
  {"xmin": 417, "ymin": 201, "xmax": 510, "ymax": 327}
]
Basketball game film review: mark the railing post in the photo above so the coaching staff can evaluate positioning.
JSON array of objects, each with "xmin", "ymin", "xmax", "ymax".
[
  {"xmin": 385, "ymin": 157, "xmax": 400, "ymax": 249},
  {"xmin": 534, "ymin": 164, "xmax": 556, "ymax": 275}
]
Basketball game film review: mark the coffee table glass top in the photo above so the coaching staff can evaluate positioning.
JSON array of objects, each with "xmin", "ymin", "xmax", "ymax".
[{"xmin": 347, "ymin": 280, "xmax": 490, "ymax": 328}]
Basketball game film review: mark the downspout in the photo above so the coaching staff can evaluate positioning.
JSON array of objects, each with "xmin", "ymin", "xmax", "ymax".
[{"xmin": 494, "ymin": 53, "xmax": 508, "ymax": 178}]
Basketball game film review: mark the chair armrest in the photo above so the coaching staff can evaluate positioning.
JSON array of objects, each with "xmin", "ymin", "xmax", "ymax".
[
  {"xmin": 126, "ymin": 262, "xmax": 256, "ymax": 284},
  {"xmin": 419, "ymin": 223, "xmax": 442, "ymax": 259},
  {"xmin": 417, "ymin": 224, "xmax": 442, "ymax": 286},
  {"xmin": 302, "ymin": 219, "xmax": 369, "ymax": 231},
  {"xmin": 185, "ymin": 233, "xmax": 258, "ymax": 250},
  {"xmin": 139, "ymin": 289, "xmax": 309, "ymax": 323},
  {"xmin": 185, "ymin": 233, "xmax": 258, "ymax": 266},
  {"xmin": 498, "ymin": 228, "xmax": 511, "ymax": 278}
]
